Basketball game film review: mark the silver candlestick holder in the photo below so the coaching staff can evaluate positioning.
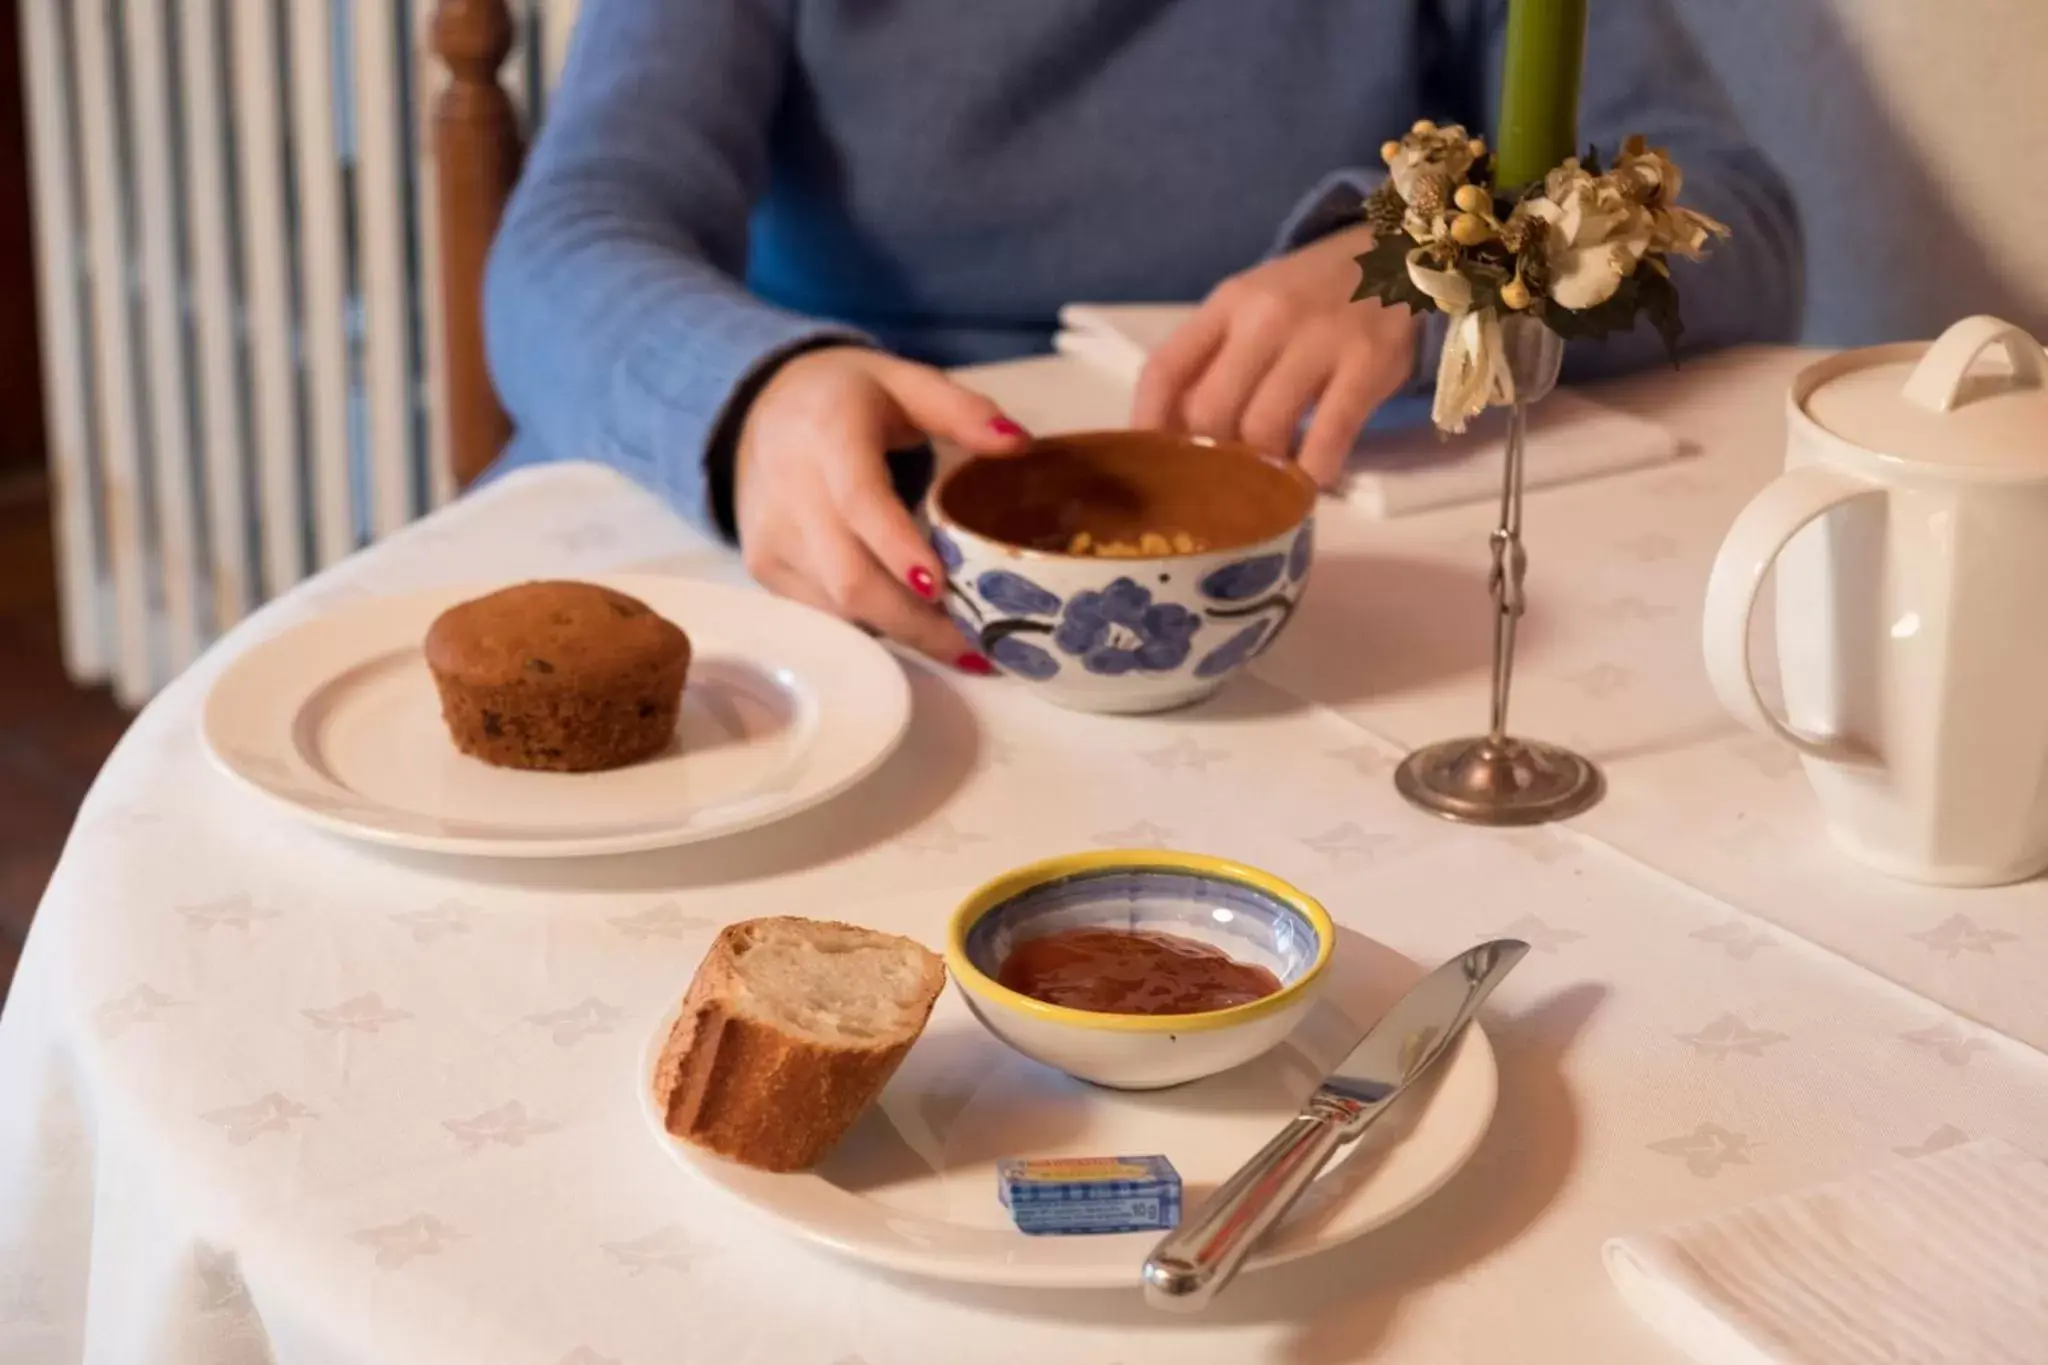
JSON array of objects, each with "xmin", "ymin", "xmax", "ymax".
[{"xmin": 1394, "ymin": 316, "xmax": 1605, "ymax": 826}]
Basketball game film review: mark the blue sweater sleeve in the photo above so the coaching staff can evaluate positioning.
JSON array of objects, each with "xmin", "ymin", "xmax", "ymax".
[{"xmin": 482, "ymin": 0, "xmax": 865, "ymax": 534}]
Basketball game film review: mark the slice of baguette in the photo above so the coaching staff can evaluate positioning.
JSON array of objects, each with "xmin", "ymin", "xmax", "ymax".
[{"xmin": 653, "ymin": 917, "xmax": 946, "ymax": 1172}]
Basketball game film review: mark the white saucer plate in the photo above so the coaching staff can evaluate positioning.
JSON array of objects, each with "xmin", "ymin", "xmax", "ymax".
[
  {"xmin": 202, "ymin": 574, "xmax": 912, "ymax": 858},
  {"xmin": 640, "ymin": 931, "xmax": 1497, "ymax": 1289}
]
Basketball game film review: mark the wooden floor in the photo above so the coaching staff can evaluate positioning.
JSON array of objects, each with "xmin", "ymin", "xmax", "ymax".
[{"xmin": 0, "ymin": 478, "xmax": 131, "ymax": 1004}]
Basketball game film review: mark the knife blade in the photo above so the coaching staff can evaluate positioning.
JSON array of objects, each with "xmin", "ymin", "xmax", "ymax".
[{"xmin": 1141, "ymin": 938, "xmax": 1529, "ymax": 1310}]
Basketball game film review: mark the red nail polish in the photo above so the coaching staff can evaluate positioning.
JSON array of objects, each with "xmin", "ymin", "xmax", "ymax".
[
  {"xmin": 989, "ymin": 417, "xmax": 1028, "ymax": 439},
  {"xmin": 908, "ymin": 565, "xmax": 938, "ymax": 600},
  {"xmin": 956, "ymin": 652, "xmax": 996, "ymax": 676}
]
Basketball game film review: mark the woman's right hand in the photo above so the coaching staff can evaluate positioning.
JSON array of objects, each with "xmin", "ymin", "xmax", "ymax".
[{"xmin": 733, "ymin": 346, "xmax": 1031, "ymax": 670}]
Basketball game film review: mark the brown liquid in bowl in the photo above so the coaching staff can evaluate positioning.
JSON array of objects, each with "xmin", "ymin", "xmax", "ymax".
[
  {"xmin": 997, "ymin": 927, "xmax": 1284, "ymax": 1015},
  {"xmin": 935, "ymin": 431, "xmax": 1316, "ymax": 556}
]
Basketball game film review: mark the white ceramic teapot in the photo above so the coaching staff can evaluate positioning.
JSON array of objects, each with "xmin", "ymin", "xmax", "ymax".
[{"xmin": 1702, "ymin": 316, "xmax": 2048, "ymax": 887}]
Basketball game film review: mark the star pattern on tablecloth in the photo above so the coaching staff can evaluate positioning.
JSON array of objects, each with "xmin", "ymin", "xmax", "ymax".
[
  {"xmin": 1901, "ymin": 1022, "xmax": 1990, "ymax": 1067},
  {"xmin": 526, "ymin": 998, "xmax": 627, "ymax": 1046},
  {"xmin": 1566, "ymin": 663, "xmax": 1634, "ymax": 699},
  {"xmin": 1493, "ymin": 915, "xmax": 1584, "ymax": 954},
  {"xmin": 610, "ymin": 903, "xmax": 715, "ymax": 941},
  {"xmin": 1648, "ymin": 1122, "xmax": 1755, "ymax": 1177},
  {"xmin": 1500, "ymin": 827, "xmax": 1571, "ymax": 865},
  {"xmin": 94, "ymin": 984, "xmax": 181, "ymax": 1039},
  {"xmin": 1302, "ymin": 822, "xmax": 1399, "ymax": 863},
  {"xmin": 352, "ymin": 1214, "xmax": 466, "ymax": 1269},
  {"xmin": 177, "ymin": 894, "xmax": 279, "ymax": 933},
  {"xmin": 1326, "ymin": 744, "xmax": 1392, "ymax": 778},
  {"xmin": 1895, "ymin": 1124, "xmax": 1971, "ymax": 1159},
  {"xmin": 603, "ymin": 1225, "xmax": 701, "ymax": 1276},
  {"xmin": 203, "ymin": 1093, "xmax": 317, "ymax": 1146},
  {"xmin": 1909, "ymin": 914, "xmax": 2019, "ymax": 959},
  {"xmin": 1592, "ymin": 596, "xmax": 1674, "ymax": 624},
  {"xmin": 1093, "ymin": 820, "xmax": 1175, "ymax": 848},
  {"xmin": 557, "ymin": 1350, "xmax": 620, "ymax": 1365},
  {"xmin": 1138, "ymin": 737, "xmax": 1228, "ymax": 773},
  {"xmin": 303, "ymin": 994, "xmax": 413, "ymax": 1034},
  {"xmin": 1691, "ymin": 921, "xmax": 1777, "ymax": 961},
  {"xmin": 900, "ymin": 817, "xmax": 988, "ymax": 855},
  {"xmin": 1674, "ymin": 1014, "xmax": 1789, "ymax": 1060},
  {"xmin": 1617, "ymin": 530, "xmax": 1681, "ymax": 562},
  {"xmin": 443, "ymin": 1101, "xmax": 561, "ymax": 1154},
  {"xmin": 390, "ymin": 901, "xmax": 476, "ymax": 944}
]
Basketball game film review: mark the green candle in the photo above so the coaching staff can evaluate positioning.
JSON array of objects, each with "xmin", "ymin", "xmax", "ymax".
[{"xmin": 1493, "ymin": 0, "xmax": 1588, "ymax": 190}]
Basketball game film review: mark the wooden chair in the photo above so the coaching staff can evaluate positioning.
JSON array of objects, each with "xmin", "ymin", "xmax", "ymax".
[{"xmin": 431, "ymin": 0, "xmax": 525, "ymax": 489}]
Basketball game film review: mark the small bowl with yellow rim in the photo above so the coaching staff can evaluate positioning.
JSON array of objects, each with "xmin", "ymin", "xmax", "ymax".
[{"xmin": 946, "ymin": 850, "xmax": 1335, "ymax": 1090}]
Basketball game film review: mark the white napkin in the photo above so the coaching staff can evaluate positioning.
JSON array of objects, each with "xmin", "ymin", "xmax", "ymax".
[
  {"xmin": 1055, "ymin": 302, "xmax": 1682, "ymax": 517},
  {"xmin": 1603, "ymin": 1139, "xmax": 2048, "ymax": 1365}
]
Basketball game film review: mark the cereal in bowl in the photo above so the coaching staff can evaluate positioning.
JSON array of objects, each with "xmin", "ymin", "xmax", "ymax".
[{"xmin": 1065, "ymin": 530, "xmax": 1208, "ymax": 557}]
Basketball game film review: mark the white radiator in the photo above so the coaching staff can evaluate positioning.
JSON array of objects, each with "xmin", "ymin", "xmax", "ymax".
[{"xmin": 20, "ymin": 0, "xmax": 578, "ymax": 705}]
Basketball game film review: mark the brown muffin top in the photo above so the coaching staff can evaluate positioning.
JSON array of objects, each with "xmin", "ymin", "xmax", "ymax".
[{"xmin": 424, "ymin": 581, "xmax": 690, "ymax": 688}]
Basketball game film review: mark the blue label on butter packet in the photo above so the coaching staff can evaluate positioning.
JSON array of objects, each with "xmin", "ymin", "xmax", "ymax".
[{"xmin": 997, "ymin": 1156, "xmax": 1182, "ymax": 1236}]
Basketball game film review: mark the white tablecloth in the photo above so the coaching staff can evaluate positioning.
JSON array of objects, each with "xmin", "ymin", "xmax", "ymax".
[{"xmin": 5, "ymin": 349, "xmax": 2047, "ymax": 1365}]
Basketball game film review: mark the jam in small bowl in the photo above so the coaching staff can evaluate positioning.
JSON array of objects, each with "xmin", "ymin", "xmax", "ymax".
[
  {"xmin": 946, "ymin": 849, "xmax": 1333, "ymax": 1089},
  {"xmin": 928, "ymin": 431, "xmax": 1316, "ymax": 715}
]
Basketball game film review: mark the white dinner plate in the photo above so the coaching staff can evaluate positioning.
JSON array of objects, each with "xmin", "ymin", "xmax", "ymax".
[
  {"xmin": 202, "ymin": 574, "xmax": 912, "ymax": 858},
  {"xmin": 639, "ymin": 931, "xmax": 1497, "ymax": 1289}
]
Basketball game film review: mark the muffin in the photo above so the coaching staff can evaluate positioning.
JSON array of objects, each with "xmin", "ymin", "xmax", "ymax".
[{"xmin": 424, "ymin": 581, "xmax": 691, "ymax": 772}]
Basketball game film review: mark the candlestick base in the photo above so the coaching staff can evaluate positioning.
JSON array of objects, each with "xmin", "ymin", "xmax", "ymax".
[{"xmin": 1394, "ymin": 735, "xmax": 1603, "ymax": 827}]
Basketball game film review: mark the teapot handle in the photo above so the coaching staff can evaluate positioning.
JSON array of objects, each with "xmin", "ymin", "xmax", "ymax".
[
  {"xmin": 1701, "ymin": 465, "xmax": 1880, "ymax": 764},
  {"xmin": 1902, "ymin": 315, "xmax": 2048, "ymax": 413}
]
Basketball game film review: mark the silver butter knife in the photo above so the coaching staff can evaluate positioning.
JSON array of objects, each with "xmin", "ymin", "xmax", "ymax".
[{"xmin": 1141, "ymin": 938, "xmax": 1529, "ymax": 1310}]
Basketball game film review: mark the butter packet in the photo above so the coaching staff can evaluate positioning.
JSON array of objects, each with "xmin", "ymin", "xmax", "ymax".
[{"xmin": 996, "ymin": 1155, "xmax": 1182, "ymax": 1235}]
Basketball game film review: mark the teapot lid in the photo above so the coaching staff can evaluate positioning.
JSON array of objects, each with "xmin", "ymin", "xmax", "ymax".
[{"xmin": 1801, "ymin": 316, "xmax": 2048, "ymax": 475}]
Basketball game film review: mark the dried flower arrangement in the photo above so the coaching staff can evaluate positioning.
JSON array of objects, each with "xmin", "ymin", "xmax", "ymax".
[{"xmin": 1354, "ymin": 120, "xmax": 1731, "ymax": 431}]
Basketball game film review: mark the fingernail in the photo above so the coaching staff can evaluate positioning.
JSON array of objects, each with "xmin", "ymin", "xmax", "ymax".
[
  {"xmin": 907, "ymin": 565, "xmax": 938, "ymax": 600},
  {"xmin": 956, "ymin": 652, "xmax": 996, "ymax": 676},
  {"xmin": 989, "ymin": 417, "xmax": 1028, "ymax": 439}
]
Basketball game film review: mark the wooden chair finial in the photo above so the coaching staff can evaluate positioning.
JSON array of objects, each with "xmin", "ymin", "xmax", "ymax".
[{"xmin": 432, "ymin": 0, "xmax": 522, "ymax": 490}]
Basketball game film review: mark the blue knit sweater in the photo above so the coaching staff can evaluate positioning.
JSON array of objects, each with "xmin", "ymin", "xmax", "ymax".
[{"xmin": 483, "ymin": 0, "xmax": 1800, "ymax": 532}]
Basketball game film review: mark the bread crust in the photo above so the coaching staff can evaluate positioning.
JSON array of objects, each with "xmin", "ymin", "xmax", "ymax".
[{"xmin": 653, "ymin": 918, "xmax": 945, "ymax": 1172}]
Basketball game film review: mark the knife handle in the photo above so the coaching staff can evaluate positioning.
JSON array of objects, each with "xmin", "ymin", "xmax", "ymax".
[{"xmin": 1141, "ymin": 1102, "xmax": 1355, "ymax": 1311}]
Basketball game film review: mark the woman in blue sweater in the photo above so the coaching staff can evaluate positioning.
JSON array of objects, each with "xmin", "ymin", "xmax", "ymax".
[{"xmin": 485, "ymin": 0, "xmax": 1798, "ymax": 671}]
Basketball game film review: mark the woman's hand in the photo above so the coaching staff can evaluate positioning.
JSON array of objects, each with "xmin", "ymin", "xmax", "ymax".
[
  {"xmin": 1133, "ymin": 223, "xmax": 1417, "ymax": 487},
  {"xmin": 733, "ymin": 346, "xmax": 1029, "ymax": 669}
]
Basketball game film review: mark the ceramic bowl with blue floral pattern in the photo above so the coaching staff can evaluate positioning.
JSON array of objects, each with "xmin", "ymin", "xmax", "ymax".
[{"xmin": 928, "ymin": 432, "xmax": 1316, "ymax": 714}]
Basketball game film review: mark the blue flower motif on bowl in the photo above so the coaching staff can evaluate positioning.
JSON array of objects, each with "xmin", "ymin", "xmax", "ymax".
[
  {"xmin": 1200, "ymin": 553, "xmax": 1286, "ymax": 602},
  {"xmin": 1055, "ymin": 578, "xmax": 1202, "ymax": 675},
  {"xmin": 931, "ymin": 529, "xmax": 964, "ymax": 573},
  {"xmin": 1193, "ymin": 621, "xmax": 1271, "ymax": 679},
  {"xmin": 988, "ymin": 633, "xmax": 1060, "ymax": 679},
  {"xmin": 975, "ymin": 570, "xmax": 1061, "ymax": 617},
  {"xmin": 1287, "ymin": 523, "xmax": 1313, "ymax": 584}
]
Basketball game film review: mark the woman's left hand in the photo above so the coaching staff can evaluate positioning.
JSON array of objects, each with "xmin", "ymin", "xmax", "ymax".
[{"xmin": 1132, "ymin": 223, "xmax": 1417, "ymax": 488}]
